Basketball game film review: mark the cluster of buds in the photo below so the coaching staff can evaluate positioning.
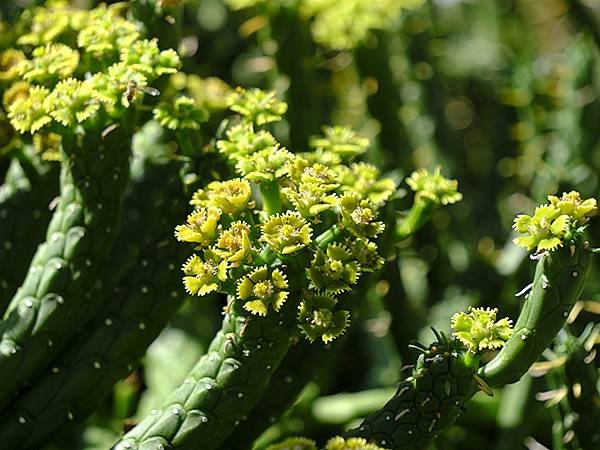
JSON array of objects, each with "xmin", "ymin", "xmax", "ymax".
[
  {"xmin": 513, "ymin": 191, "xmax": 597, "ymax": 253},
  {"xmin": 175, "ymin": 88, "xmax": 396, "ymax": 343},
  {"xmin": 0, "ymin": 2, "xmax": 180, "ymax": 153}
]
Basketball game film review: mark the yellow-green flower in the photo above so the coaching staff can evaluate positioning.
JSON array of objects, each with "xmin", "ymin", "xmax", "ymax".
[
  {"xmin": 235, "ymin": 147, "xmax": 295, "ymax": 182},
  {"xmin": 309, "ymin": 125, "xmax": 369, "ymax": 161},
  {"xmin": 44, "ymin": 78, "xmax": 101, "ymax": 127},
  {"xmin": 2, "ymin": 82, "xmax": 30, "ymax": 111},
  {"xmin": 237, "ymin": 266, "xmax": 289, "ymax": 316},
  {"xmin": 174, "ymin": 207, "xmax": 221, "ymax": 246},
  {"xmin": 119, "ymin": 39, "xmax": 180, "ymax": 79},
  {"xmin": 340, "ymin": 162, "xmax": 396, "ymax": 205},
  {"xmin": 287, "ymin": 158, "xmax": 339, "ymax": 190},
  {"xmin": 282, "ymin": 182, "xmax": 337, "ymax": 219},
  {"xmin": 298, "ymin": 293, "xmax": 349, "ymax": 343},
  {"xmin": 17, "ymin": 43, "xmax": 79, "ymax": 84},
  {"xmin": 214, "ymin": 221, "xmax": 252, "ymax": 264},
  {"xmin": 339, "ymin": 192, "xmax": 385, "ymax": 239},
  {"xmin": 0, "ymin": 49, "xmax": 26, "ymax": 82},
  {"xmin": 324, "ymin": 436, "xmax": 387, "ymax": 450},
  {"xmin": 216, "ymin": 123, "xmax": 278, "ymax": 159},
  {"xmin": 77, "ymin": 13, "xmax": 139, "ymax": 61},
  {"xmin": 406, "ymin": 166, "xmax": 462, "ymax": 205},
  {"xmin": 260, "ymin": 211, "xmax": 313, "ymax": 254},
  {"xmin": 228, "ymin": 87, "xmax": 287, "ymax": 125},
  {"xmin": 512, "ymin": 193, "xmax": 596, "ymax": 253},
  {"xmin": 347, "ymin": 239, "xmax": 384, "ymax": 273},
  {"xmin": 153, "ymin": 96, "xmax": 208, "ymax": 130},
  {"xmin": 202, "ymin": 179, "xmax": 253, "ymax": 214},
  {"xmin": 7, "ymin": 85, "xmax": 52, "ymax": 134},
  {"xmin": 182, "ymin": 250, "xmax": 228, "ymax": 296},
  {"xmin": 547, "ymin": 191, "xmax": 597, "ymax": 221},
  {"xmin": 298, "ymin": 148, "xmax": 341, "ymax": 167},
  {"xmin": 265, "ymin": 437, "xmax": 317, "ymax": 450},
  {"xmin": 451, "ymin": 307, "xmax": 513, "ymax": 354},
  {"xmin": 17, "ymin": 4, "xmax": 72, "ymax": 46},
  {"xmin": 307, "ymin": 243, "xmax": 360, "ymax": 293}
]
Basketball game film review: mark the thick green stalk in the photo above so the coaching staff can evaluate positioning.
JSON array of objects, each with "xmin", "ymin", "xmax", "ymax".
[
  {"xmin": 221, "ymin": 338, "xmax": 334, "ymax": 450},
  {"xmin": 480, "ymin": 242, "xmax": 591, "ymax": 387},
  {"xmin": 0, "ymin": 156, "xmax": 188, "ymax": 449},
  {"xmin": 0, "ymin": 147, "xmax": 58, "ymax": 313},
  {"xmin": 347, "ymin": 335, "xmax": 478, "ymax": 450},
  {"xmin": 0, "ymin": 128, "xmax": 131, "ymax": 407},
  {"xmin": 111, "ymin": 296, "xmax": 299, "ymax": 450}
]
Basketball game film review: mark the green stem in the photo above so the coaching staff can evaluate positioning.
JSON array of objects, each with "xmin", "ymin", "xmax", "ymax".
[
  {"xmin": 394, "ymin": 197, "xmax": 435, "ymax": 242},
  {"xmin": 260, "ymin": 180, "xmax": 282, "ymax": 216}
]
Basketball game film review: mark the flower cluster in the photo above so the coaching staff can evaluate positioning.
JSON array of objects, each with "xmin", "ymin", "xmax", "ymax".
[
  {"xmin": 175, "ymin": 88, "xmax": 396, "ymax": 343},
  {"xmin": 513, "ymin": 191, "xmax": 597, "ymax": 253},
  {"xmin": 266, "ymin": 436, "xmax": 387, "ymax": 450},
  {"xmin": 4, "ymin": 3, "xmax": 180, "ymax": 138},
  {"xmin": 406, "ymin": 166, "xmax": 463, "ymax": 206},
  {"xmin": 451, "ymin": 307, "xmax": 513, "ymax": 354}
]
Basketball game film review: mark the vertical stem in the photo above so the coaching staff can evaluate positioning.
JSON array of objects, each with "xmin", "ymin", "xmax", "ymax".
[{"xmin": 260, "ymin": 180, "xmax": 281, "ymax": 216}]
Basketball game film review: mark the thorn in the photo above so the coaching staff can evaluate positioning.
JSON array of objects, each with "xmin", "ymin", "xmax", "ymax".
[{"xmin": 473, "ymin": 373, "xmax": 493, "ymax": 397}]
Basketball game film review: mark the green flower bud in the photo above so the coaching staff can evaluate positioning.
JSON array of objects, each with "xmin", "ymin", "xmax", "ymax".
[
  {"xmin": 406, "ymin": 166, "xmax": 462, "ymax": 205},
  {"xmin": 347, "ymin": 238, "xmax": 384, "ymax": 273},
  {"xmin": 298, "ymin": 293, "xmax": 349, "ymax": 343},
  {"xmin": 260, "ymin": 211, "xmax": 313, "ymax": 254},
  {"xmin": 214, "ymin": 221, "xmax": 252, "ymax": 264},
  {"xmin": 451, "ymin": 306, "xmax": 513, "ymax": 354},
  {"xmin": 309, "ymin": 125, "xmax": 369, "ymax": 161},
  {"xmin": 182, "ymin": 250, "xmax": 228, "ymax": 296},
  {"xmin": 174, "ymin": 207, "xmax": 221, "ymax": 246},
  {"xmin": 228, "ymin": 87, "xmax": 287, "ymax": 125},
  {"xmin": 307, "ymin": 243, "xmax": 360, "ymax": 293},
  {"xmin": 237, "ymin": 266, "xmax": 289, "ymax": 316},
  {"xmin": 339, "ymin": 192, "xmax": 385, "ymax": 239},
  {"xmin": 153, "ymin": 96, "xmax": 209, "ymax": 130}
]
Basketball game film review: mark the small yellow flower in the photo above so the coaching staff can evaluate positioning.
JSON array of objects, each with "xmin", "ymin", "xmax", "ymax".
[
  {"xmin": 228, "ymin": 87, "xmax": 287, "ymax": 125},
  {"xmin": 324, "ymin": 436, "xmax": 387, "ymax": 450},
  {"xmin": 282, "ymin": 182, "xmax": 337, "ymax": 219},
  {"xmin": 340, "ymin": 162, "xmax": 396, "ymax": 205},
  {"xmin": 153, "ymin": 96, "xmax": 208, "ymax": 130},
  {"xmin": 17, "ymin": 43, "xmax": 79, "ymax": 84},
  {"xmin": 44, "ymin": 78, "xmax": 101, "ymax": 127},
  {"xmin": 260, "ymin": 211, "xmax": 313, "ymax": 254},
  {"xmin": 201, "ymin": 179, "xmax": 253, "ymax": 215},
  {"xmin": 265, "ymin": 437, "xmax": 317, "ymax": 450},
  {"xmin": 214, "ymin": 221, "xmax": 252, "ymax": 264},
  {"xmin": 407, "ymin": 166, "xmax": 462, "ymax": 205},
  {"xmin": 174, "ymin": 207, "xmax": 221, "ymax": 246},
  {"xmin": 0, "ymin": 49, "xmax": 26, "ymax": 82},
  {"xmin": 338, "ymin": 192, "xmax": 385, "ymax": 239},
  {"xmin": 237, "ymin": 266, "xmax": 289, "ymax": 316},
  {"xmin": 182, "ymin": 250, "xmax": 228, "ymax": 296},
  {"xmin": 309, "ymin": 125, "xmax": 369, "ymax": 161},
  {"xmin": 451, "ymin": 307, "xmax": 513, "ymax": 354},
  {"xmin": 216, "ymin": 123, "xmax": 278, "ymax": 159},
  {"xmin": 235, "ymin": 147, "xmax": 295, "ymax": 182},
  {"xmin": 7, "ymin": 85, "xmax": 52, "ymax": 134}
]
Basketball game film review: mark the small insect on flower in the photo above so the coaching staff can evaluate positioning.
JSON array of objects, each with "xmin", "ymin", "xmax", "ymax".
[{"xmin": 124, "ymin": 79, "xmax": 160, "ymax": 104}]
